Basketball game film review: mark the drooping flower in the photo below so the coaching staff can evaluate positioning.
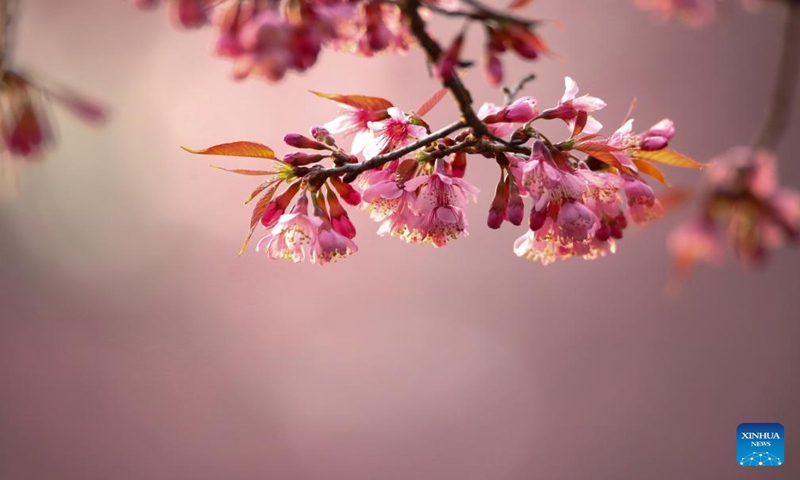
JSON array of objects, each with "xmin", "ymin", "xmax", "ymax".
[
  {"xmin": 396, "ymin": 160, "xmax": 479, "ymax": 247},
  {"xmin": 256, "ymin": 194, "xmax": 322, "ymax": 263},
  {"xmin": 313, "ymin": 223, "xmax": 359, "ymax": 264}
]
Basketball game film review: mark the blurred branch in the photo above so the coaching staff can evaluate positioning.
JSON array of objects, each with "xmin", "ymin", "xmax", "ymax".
[
  {"xmin": 503, "ymin": 73, "xmax": 536, "ymax": 104},
  {"xmin": 752, "ymin": 0, "xmax": 800, "ymax": 150},
  {"xmin": 0, "ymin": 0, "xmax": 9, "ymax": 72},
  {"xmin": 400, "ymin": 0, "xmax": 489, "ymax": 138}
]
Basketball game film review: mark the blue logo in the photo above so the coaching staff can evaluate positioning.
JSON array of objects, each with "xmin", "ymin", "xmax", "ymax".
[{"xmin": 737, "ymin": 423, "xmax": 784, "ymax": 466}]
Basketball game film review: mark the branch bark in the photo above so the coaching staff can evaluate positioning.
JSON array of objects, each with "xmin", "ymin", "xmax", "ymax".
[
  {"xmin": 752, "ymin": 0, "xmax": 800, "ymax": 150},
  {"xmin": 401, "ymin": 0, "xmax": 489, "ymax": 137},
  {"xmin": 323, "ymin": 120, "xmax": 466, "ymax": 180}
]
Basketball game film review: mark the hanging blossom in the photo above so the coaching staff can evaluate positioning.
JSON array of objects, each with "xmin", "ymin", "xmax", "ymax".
[
  {"xmin": 184, "ymin": 75, "xmax": 703, "ymax": 266},
  {"xmin": 668, "ymin": 147, "xmax": 799, "ymax": 274},
  {"xmin": 0, "ymin": 71, "xmax": 106, "ymax": 198},
  {"xmin": 633, "ymin": 0, "xmax": 771, "ymax": 27}
]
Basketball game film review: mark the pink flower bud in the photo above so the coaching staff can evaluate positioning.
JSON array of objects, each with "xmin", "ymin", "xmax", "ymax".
[
  {"xmin": 640, "ymin": 135, "xmax": 669, "ymax": 151},
  {"xmin": 437, "ymin": 32, "xmax": 464, "ymax": 80},
  {"xmin": 284, "ymin": 133, "xmax": 329, "ymax": 150},
  {"xmin": 330, "ymin": 176, "xmax": 361, "ymax": 206},
  {"xmin": 507, "ymin": 180, "xmax": 524, "ymax": 226},
  {"xmin": 487, "ymin": 208, "xmax": 506, "ymax": 229},
  {"xmin": 529, "ymin": 208, "xmax": 547, "ymax": 231},
  {"xmin": 282, "ymin": 152, "xmax": 326, "ymax": 166},
  {"xmin": 485, "ymin": 52, "xmax": 503, "ymax": 87},
  {"xmin": 170, "ymin": 0, "xmax": 208, "ymax": 28}
]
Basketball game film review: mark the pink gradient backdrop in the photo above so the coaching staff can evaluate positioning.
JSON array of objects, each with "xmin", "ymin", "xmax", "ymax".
[{"xmin": 1, "ymin": 1, "xmax": 799, "ymax": 478}]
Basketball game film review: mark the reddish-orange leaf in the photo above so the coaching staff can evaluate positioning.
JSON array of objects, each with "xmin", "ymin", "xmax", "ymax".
[
  {"xmin": 182, "ymin": 141, "xmax": 277, "ymax": 159},
  {"xmin": 575, "ymin": 141, "xmax": 623, "ymax": 153},
  {"xmin": 508, "ymin": 0, "xmax": 534, "ymax": 9},
  {"xmin": 210, "ymin": 165, "xmax": 277, "ymax": 176},
  {"xmin": 240, "ymin": 185, "xmax": 278, "ymax": 255},
  {"xmin": 658, "ymin": 186, "xmax": 693, "ymax": 212},
  {"xmin": 310, "ymin": 91, "xmax": 393, "ymax": 112},
  {"xmin": 414, "ymin": 86, "xmax": 448, "ymax": 118},
  {"xmin": 633, "ymin": 159, "xmax": 669, "ymax": 185},
  {"xmin": 637, "ymin": 149, "xmax": 705, "ymax": 169},
  {"xmin": 575, "ymin": 142, "xmax": 629, "ymax": 172}
]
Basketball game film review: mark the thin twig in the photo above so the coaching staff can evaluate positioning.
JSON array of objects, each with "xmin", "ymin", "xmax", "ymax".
[
  {"xmin": 752, "ymin": 0, "xmax": 800, "ymax": 150},
  {"xmin": 322, "ymin": 120, "xmax": 466, "ymax": 178},
  {"xmin": 503, "ymin": 73, "xmax": 536, "ymax": 104},
  {"xmin": 401, "ymin": 0, "xmax": 489, "ymax": 138},
  {"xmin": 446, "ymin": 0, "xmax": 535, "ymax": 26}
]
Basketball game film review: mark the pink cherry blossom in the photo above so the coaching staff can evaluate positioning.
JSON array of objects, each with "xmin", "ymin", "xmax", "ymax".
[
  {"xmin": 313, "ymin": 225, "xmax": 359, "ymax": 264},
  {"xmin": 364, "ymin": 107, "xmax": 427, "ymax": 159},
  {"xmin": 540, "ymin": 77, "xmax": 607, "ymax": 135},
  {"xmin": 324, "ymin": 107, "xmax": 387, "ymax": 156},
  {"xmin": 398, "ymin": 162, "xmax": 479, "ymax": 247},
  {"xmin": 256, "ymin": 195, "xmax": 323, "ymax": 263}
]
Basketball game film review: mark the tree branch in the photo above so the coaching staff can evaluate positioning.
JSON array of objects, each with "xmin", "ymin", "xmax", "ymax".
[
  {"xmin": 752, "ymin": 0, "xmax": 800, "ymax": 150},
  {"xmin": 0, "ymin": 0, "xmax": 10, "ymax": 72},
  {"xmin": 503, "ymin": 73, "xmax": 536, "ymax": 104},
  {"xmin": 322, "ymin": 120, "xmax": 466, "ymax": 180},
  {"xmin": 400, "ymin": 0, "xmax": 489, "ymax": 138}
]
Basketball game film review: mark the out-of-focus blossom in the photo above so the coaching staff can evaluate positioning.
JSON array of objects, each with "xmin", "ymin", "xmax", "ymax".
[
  {"xmin": 0, "ymin": 71, "xmax": 106, "ymax": 197},
  {"xmin": 130, "ymin": 0, "xmax": 215, "ymax": 28},
  {"xmin": 669, "ymin": 147, "xmax": 799, "ymax": 271},
  {"xmin": 633, "ymin": 0, "xmax": 769, "ymax": 27}
]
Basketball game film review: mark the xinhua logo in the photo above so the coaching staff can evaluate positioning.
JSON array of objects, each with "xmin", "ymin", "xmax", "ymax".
[{"xmin": 737, "ymin": 423, "xmax": 784, "ymax": 466}]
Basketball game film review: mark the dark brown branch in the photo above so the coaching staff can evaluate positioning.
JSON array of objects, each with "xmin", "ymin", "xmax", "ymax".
[
  {"xmin": 752, "ymin": 0, "xmax": 800, "ymax": 150},
  {"xmin": 401, "ymin": 0, "xmax": 489, "ymax": 138},
  {"xmin": 322, "ymin": 120, "xmax": 466, "ymax": 180}
]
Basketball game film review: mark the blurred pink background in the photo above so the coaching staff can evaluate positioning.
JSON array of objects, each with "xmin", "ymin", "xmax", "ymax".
[{"xmin": 1, "ymin": 1, "xmax": 799, "ymax": 478}]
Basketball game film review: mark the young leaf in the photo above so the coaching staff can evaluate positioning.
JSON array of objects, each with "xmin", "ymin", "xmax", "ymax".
[
  {"xmin": 182, "ymin": 141, "xmax": 277, "ymax": 159},
  {"xmin": 240, "ymin": 185, "xmax": 278, "ymax": 255},
  {"xmin": 210, "ymin": 165, "xmax": 277, "ymax": 176},
  {"xmin": 310, "ymin": 91, "xmax": 393, "ymax": 112},
  {"xmin": 636, "ymin": 149, "xmax": 704, "ymax": 169},
  {"xmin": 633, "ymin": 159, "xmax": 669, "ymax": 185},
  {"xmin": 245, "ymin": 179, "xmax": 281, "ymax": 205},
  {"xmin": 508, "ymin": 0, "xmax": 534, "ymax": 10},
  {"xmin": 414, "ymin": 86, "xmax": 448, "ymax": 118}
]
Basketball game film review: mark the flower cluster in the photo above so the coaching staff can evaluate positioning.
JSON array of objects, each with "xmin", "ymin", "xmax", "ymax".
[
  {"xmin": 633, "ymin": 0, "xmax": 770, "ymax": 27},
  {"xmin": 186, "ymin": 77, "xmax": 703, "ymax": 265},
  {"xmin": 132, "ymin": 0, "xmax": 548, "ymax": 83},
  {"xmin": 669, "ymin": 147, "xmax": 799, "ymax": 273}
]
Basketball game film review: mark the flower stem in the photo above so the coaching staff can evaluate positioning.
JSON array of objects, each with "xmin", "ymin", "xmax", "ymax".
[
  {"xmin": 400, "ymin": 0, "xmax": 489, "ymax": 137},
  {"xmin": 752, "ymin": 0, "xmax": 800, "ymax": 151}
]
